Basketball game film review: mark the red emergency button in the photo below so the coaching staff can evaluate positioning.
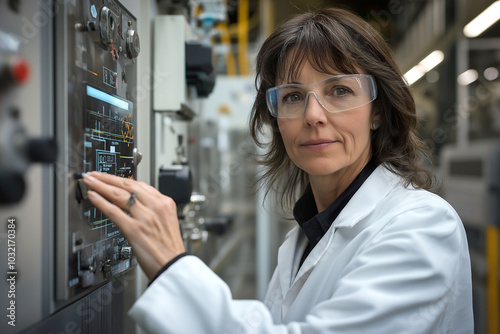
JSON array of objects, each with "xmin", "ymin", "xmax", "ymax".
[
  {"xmin": 0, "ymin": 56, "xmax": 30, "ymax": 88},
  {"xmin": 10, "ymin": 58, "xmax": 30, "ymax": 84}
]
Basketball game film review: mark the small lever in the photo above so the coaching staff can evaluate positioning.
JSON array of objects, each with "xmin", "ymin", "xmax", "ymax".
[
  {"xmin": 73, "ymin": 173, "xmax": 92, "ymax": 210},
  {"xmin": 133, "ymin": 147, "xmax": 143, "ymax": 166}
]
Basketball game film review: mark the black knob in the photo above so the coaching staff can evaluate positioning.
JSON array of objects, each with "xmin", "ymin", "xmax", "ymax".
[
  {"xmin": 0, "ymin": 169, "xmax": 25, "ymax": 204},
  {"xmin": 26, "ymin": 137, "xmax": 57, "ymax": 163},
  {"xmin": 87, "ymin": 21, "xmax": 96, "ymax": 31},
  {"xmin": 205, "ymin": 214, "xmax": 233, "ymax": 236}
]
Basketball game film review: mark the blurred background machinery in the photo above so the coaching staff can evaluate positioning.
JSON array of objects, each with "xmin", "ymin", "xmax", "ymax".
[
  {"xmin": 395, "ymin": 1, "xmax": 500, "ymax": 333},
  {"xmin": 1, "ymin": 0, "xmax": 500, "ymax": 333}
]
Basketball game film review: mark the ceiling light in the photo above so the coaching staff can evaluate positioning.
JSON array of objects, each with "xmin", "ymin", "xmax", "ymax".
[
  {"xmin": 404, "ymin": 50, "xmax": 444, "ymax": 85},
  {"xmin": 419, "ymin": 51, "xmax": 445, "ymax": 72},
  {"xmin": 463, "ymin": 1, "xmax": 500, "ymax": 38},
  {"xmin": 457, "ymin": 69, "xmax": 478, "ymax": 86},
  {"xmin": 404, "ymin": 67, "xmax": 425, "ymax": 86},
  {"xmin": 484, "ymin": 67, "xmax": 499, "ymax": 80}
]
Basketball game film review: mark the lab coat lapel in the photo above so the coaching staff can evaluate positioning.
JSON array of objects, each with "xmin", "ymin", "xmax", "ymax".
[
  {"xmin": 276, "ymin": 226, "xmax": 301, "ymax": 297},
  {"xmin": 334, "ymin": 165, "xmax": 399, "ymax": 228},
  {"xmin": 292, "ymin": 166, "xmax": 397, "ymax": 281},
  {"xmin": 281, "ymin": 165, "xmax": 400, "ymax": 320}
]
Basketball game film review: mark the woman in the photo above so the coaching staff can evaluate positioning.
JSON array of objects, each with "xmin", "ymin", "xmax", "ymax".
[{"xmin": 83, "ymin": 7, "xmax": 473, "ymax": 333}]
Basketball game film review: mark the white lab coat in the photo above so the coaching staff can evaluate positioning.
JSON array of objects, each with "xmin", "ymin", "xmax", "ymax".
[{"xmin": 129, "ymin": 165, "xmax": 474, "ymax": 333}]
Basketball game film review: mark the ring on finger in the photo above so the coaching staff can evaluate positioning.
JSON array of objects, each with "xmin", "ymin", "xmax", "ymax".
[{"xmin": 126, "ymin": 192, "xmax": 137, "ymax": 209}]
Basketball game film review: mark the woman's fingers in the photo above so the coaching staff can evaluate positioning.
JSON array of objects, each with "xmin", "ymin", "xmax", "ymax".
[
  {"xmin": 86, "ymin": 190, "xmax": 171, "ymax": 279},
  {"xmin": 83, "ymin": 174, "xmax": 133, "ymax": 208},
  {"xmin": 83, "ymin": 174, "xmax": 150, "ymax": 220},
  {"xmin": 85, "ymin": 171, "xmax": 163, "ymax": 206},
  {"xmin": 86, "ymin": 190, "xmax": 135, "ymax": 232},
  {"xmin": 82, "ymin": 171, "xmax": 186, "ymax": 280}
]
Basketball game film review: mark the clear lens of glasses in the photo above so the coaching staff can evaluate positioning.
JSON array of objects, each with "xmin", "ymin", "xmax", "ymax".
[{"xmin": 266, "ymin": 74, "xmax": 377, "ymax": 118}]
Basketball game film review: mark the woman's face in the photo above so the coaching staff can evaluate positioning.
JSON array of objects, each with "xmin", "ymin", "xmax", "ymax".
[{"xmin": 277, "ymin": 61, "xmax": 378, "ymax": 179}]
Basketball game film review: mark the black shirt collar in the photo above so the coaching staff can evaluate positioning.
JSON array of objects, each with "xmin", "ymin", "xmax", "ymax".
[{"xmin": 293, "ymin": 159, "xmax": 379, "ymax": 252}]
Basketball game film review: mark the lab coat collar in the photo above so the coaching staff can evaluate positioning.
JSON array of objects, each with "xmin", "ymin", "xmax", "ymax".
[
  {"xmin": 276, "ymin": 165, "xmax": 401, "ymax": 314},
  {"xmin": 333, "ymin": 164, "xmax": 400, "ymax": 228}
]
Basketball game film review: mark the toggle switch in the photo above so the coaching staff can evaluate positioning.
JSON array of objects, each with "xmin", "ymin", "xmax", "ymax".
[
  {"xmin": 102, "ymin": 257, "xmax": 112, "ymax": 278},
  {"xmin": 80, "ymin": 257, "xmax": 96, "ymax": 273},
  {"xmin": 120, "ymin": 246, "xmax": 132, "ymax": 259},
  {"xmin": 74, "ymin": 21, "xmax": 97, "ymax": 32}
]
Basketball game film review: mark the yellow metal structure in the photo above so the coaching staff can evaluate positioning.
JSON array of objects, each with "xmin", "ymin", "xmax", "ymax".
[{"xmin": 487, "ymin": 225, "xmax": 499, "ymax": 334}]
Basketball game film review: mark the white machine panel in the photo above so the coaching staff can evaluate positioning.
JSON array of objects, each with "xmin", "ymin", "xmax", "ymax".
[{"xmin": 153, "ymin": 15, "xmax": 186, "ymax": 112}]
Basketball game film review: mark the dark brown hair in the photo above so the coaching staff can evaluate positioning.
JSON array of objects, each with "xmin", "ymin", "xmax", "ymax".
[{"xmin": 250, "ymin": 7, "xmax": 438, "ymax": 211}]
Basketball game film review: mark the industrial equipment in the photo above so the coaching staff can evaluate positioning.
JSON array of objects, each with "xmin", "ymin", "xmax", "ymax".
[
  {"xmin": 54, "ymin": 0, "xmax": 141, "ymax": 301},
  {"xmin": 0, "ymin": 0, "xmax": 141, "ymax": 332},
  {"xmin": 441, "ymin": 141, "xmax": 500, "ymax": 333}
]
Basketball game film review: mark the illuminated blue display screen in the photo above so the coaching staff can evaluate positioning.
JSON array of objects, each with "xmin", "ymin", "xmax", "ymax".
[{"xmin": 86, "ymin": 85, "xmax": 130, "ymax": 111}]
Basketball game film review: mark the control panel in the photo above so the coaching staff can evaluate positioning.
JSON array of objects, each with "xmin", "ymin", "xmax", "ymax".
[
  {"xmin": 54, "ymin": 0, "xmax": 140, "ymax": 300},
  {"xmin": 0, "ymin": 30, "xmax": 58, "ymax": 204}
]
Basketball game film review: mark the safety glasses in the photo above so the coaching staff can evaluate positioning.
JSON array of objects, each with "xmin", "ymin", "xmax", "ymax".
[{"xmin": 266, "ymin": 74, "xmax": 377, "ymax": 118}]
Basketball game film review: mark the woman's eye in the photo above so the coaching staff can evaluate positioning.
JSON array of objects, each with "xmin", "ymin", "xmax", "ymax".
[
  {"xmin": 284, "ymin": 93, "xmax": 301, "ymax": 102},
  {"xmin": 333, "ymin": 87, "xmax": 350, "ymax": 96}
]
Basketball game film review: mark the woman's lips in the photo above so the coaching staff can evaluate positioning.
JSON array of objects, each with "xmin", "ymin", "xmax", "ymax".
[{"xmin": 301, "ymin": 140, "xmax": 337, "ymax": 150}]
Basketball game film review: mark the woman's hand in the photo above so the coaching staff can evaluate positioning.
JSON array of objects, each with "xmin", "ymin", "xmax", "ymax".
[{"xmin": 83, "ymin": 171, "xmax": 186, "ymax": 280}]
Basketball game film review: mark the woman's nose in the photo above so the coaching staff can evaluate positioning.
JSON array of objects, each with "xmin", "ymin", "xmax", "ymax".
[{"xmin": 303, "ymin": 92, "xmax": 328, "ymax": 127}]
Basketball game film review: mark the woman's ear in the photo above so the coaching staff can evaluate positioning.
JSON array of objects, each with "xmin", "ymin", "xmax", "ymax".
[{"xmin": 370, "ymin": 102, "xmax": 382, "ymax": 130}]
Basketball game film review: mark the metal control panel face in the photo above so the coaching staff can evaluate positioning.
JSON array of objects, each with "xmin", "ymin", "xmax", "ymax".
[{"xmin": 55, "ymin": 0, "xmax": 139, "ymax": 300}]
